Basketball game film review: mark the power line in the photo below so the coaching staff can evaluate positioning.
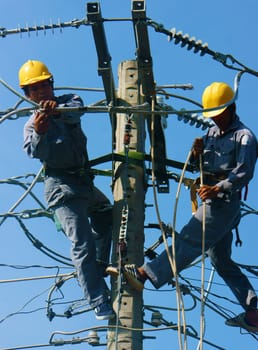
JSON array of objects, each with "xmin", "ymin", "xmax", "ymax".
[{"xmin": 0, "ymin": 1, "xmax": 258, "ymax": 349}]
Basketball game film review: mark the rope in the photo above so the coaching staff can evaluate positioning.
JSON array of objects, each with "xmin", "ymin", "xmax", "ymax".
[
  {"xmin": 196, "ymin": 267, "xmax": 215, "ymax": 350},
  {"xmin": 171, "ymin": 148, "xmax": 193, "ymax": 350},
  {"xmin": 114, "ymin": 246, "xmax": 124, "ymax": 350},
  {"xmin": 150, "ymin": 94, "xmax": 188, "ymax": 350},
  {"xmin": 198, "ymin": 154, "xmax": 206, "ymax": 350}
]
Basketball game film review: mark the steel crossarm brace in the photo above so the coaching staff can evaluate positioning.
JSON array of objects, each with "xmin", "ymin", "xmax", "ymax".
[
  {"xmin": 88, "ymin": 152, "xmax": 195, "ymax": 173},
  {"xmin": 86, "ymin": 2, "xmax": 116, "ymax": 105},
  {"xmin": 131, "ymin": 0, "xmax": 154, "ymax": 96},
  {"xmin": 131, "ymin": 0, "xmax": 169, "ymax": 193}
]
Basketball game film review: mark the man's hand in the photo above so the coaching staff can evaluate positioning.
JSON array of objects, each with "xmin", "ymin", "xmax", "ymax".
[
  {"xmin": 192, "ymin": 137, "xmax": 204, "ymax": 159},
  {"xmin": 34, "ymin": 100, "xmax": 60, "ymax": 135},
  {"xmin": 34, "ymin": 111, "xmax": 50, "ymax": 135},
  {"xmin": 197, "ymin": 185, "xmax": 221, "ymax": 201},
  {"xmin": 39, "ymin": 99, "xmax": 59, "ymax": 116}
]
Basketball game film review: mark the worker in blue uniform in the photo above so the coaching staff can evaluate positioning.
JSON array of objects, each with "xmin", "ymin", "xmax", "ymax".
[
  {"xmin": 21, "ymin": 60, "xmax": 115, "ymax": 321},
  {"xmin": 107, "ymin": 82, "xmax": 258, "ymax": 332}
]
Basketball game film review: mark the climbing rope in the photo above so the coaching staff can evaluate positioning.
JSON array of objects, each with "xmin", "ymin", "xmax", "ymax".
[
  {"xmin": 171, "ymin": 147, "xmax": 193, "ymax": 350},
  {"xmin": 199, "ymin": 154, "xmax": 206, "ymax": 350}
]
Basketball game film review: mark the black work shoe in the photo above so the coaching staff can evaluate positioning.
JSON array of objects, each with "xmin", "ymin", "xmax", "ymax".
[
  {"xmin": 94, "ymin": 301, "xmax": 115, "ymax": 321},
  {"xmin": 106, "ymin": 264, "xmax": 144, "ymax": 292},
  {"xmin": 225, "ymin": 313, "xmax": 258, "ymax": 333}
]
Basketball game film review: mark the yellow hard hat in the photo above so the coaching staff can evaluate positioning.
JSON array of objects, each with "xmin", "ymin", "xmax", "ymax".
[
  {"xmin": 202, "ymin": 82, "xmax": 234, "ymax": 118},
  {"xmin": 19, "ymin": 60, "xmax": 52, "ymax": 87}
]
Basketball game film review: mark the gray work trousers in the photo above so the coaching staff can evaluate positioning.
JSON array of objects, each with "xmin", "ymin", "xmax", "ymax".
[
  {"xmin": 44, "ymin": 174, "xmax": 112, "ymax": 308},
  {"xmin": 144, "ymin": 195, "xmax": 257, "ymax": 311}
]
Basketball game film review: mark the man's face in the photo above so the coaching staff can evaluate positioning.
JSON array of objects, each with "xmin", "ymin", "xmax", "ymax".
[
  {"xmin": 212, "ymin": 108, "xmax": 233, "ymax": 132},
  {"xmin": 26, "ymin": 79, "xmax": 54, "ymax": 103}
]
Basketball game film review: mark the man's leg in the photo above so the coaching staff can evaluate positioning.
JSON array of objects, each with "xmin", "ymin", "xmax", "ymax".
[
  {"xmin": 208, "ymin": 231, "xmax": 257, "ymax": 311},
  {"xmin": 55, "ymin": 197, "xmax": 110, "ymax": 308}
]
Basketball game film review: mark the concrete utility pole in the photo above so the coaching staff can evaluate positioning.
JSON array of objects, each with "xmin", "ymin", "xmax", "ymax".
[{"xmin": 107, "ymin": 60, "xmax": 145, "ymax": 350}]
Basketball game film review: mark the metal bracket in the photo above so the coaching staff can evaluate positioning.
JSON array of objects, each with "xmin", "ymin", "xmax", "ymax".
[
  {"xmin": 131, "ymin": 0, "xmax": 169, "ymax": 193},
  {"xmin": 131, "ymin": 0, "xmax": 154, "ymax": 96},
  {"xmin": 87, "ymin": 2, "xmax": 116, "ymax": 105}
]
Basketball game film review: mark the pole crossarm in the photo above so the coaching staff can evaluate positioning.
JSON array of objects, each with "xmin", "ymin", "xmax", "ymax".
[
  {"xmin": 87, "ymin": 2, "xmax": 117, "ymax": 146},
  {"xmin": 131, "ymin": 0, "xmax": 154, "ymax": 96},
  {"xmin": 88, "ymin": 152, "xmax": 195, "ymax": 173},
  {"xmin": 131, "ymin": 0, "xmax": 169, "ymax": 193},
  {"xmin": 87, "ymin": 2, "xmax": 116, "ymax": 105}
]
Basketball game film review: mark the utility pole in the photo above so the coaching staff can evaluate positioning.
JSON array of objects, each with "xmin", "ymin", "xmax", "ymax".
[
  {"xmin": 87, "ymin": 1, "xmax": 168, "ymax": 348},
  {"xmin": 107, "ymin": 60, "xmax": 145, "ymax": 350},
  {"xmin": 107, "ymin": 2, "xmax": 168, "ymax": 348},
  {"xmin": 87, "ymin": 7, "xmax": 145, "ymax": 348}
]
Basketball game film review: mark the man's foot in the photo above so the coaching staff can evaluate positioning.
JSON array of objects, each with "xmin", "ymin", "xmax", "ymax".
[
  {"xmin": 94, "ymin": 301, "xmax": 115, "ymax": 321},
  {"xmin": 106, "ymin": 264, "xmax": 144, "ymax": 292},
  {"xmin": 97, "ymin": 261, "xmax": 109, "ymax": 277},
  {"xmin": 123, "ymin": 264, "xmax": 144, "ymax": 292},
  {"xmin": 105, "ymin": 265, "xmax": 120, "ymax": 278},
  {"xmin": 225, "ymin": 313, "xmax": 258, "ymax": 333}
]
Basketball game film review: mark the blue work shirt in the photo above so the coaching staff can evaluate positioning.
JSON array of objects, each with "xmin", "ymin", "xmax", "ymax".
[
  {"xmin": 23, "ymin": 94, "xmax": 89, "ymax": 170},
  {"xmin": 200, "ymin": 115, "xmax": 258, "ymax": 194}
]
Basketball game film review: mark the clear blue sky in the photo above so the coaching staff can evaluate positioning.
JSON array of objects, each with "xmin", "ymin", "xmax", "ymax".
[{"xmin": 0, "ymin": 1, "xmax": 258, "ymax": 349}]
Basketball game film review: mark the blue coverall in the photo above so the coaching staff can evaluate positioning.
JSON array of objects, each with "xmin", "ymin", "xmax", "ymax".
[
  {"xmin": 143, "ymin": 115, "xmax": 258, "ymax": 311},
  {"xmin": 23, "ymin": 94, "xmax": 112, "ymax": 308}
]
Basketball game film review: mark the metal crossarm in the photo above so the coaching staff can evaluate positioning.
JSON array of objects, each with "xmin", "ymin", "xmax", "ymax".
[
  {"xmin": 131, "ymin": 0, "xmax": 169, "ymax": 193},
  {"xmin": 131, "ymin": 0, "xmax": 154, "ymax": 96},
  {"xmin": 87, "ymin": 2, "xmax": 116, "ymax": 105}
]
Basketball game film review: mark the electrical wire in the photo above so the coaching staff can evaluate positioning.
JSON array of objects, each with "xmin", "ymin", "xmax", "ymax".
[
  {"xmin": 0, "ymin": 166, "xmax": 43, "ymax": 227},
  {"xmin": 0, "ymin": 10, "xmax": 257, "ymax": 350},
  {"xmin": 171, "ymin": 148, "xmax": 193, "ymax": 350},
  {"xmin": 149, "ymin": 94, "xmax": 184, "ymax": 348},
  {"xmin": 198, "ymin": 154, "xmax": 206, "ymax": 350}
]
